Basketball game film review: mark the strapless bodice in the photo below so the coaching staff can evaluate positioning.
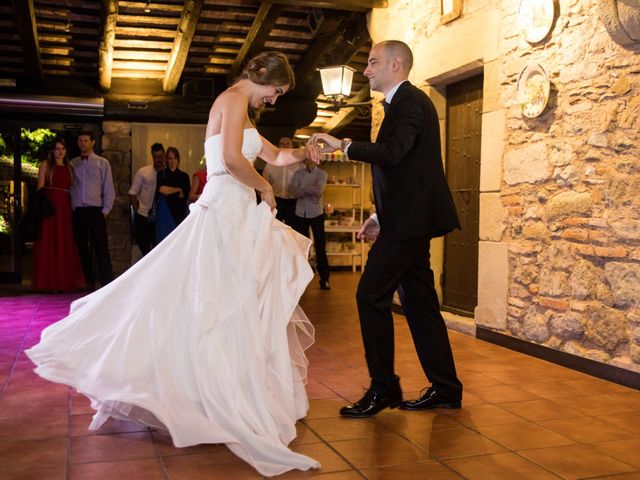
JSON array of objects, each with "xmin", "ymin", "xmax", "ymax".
[{"xmin": 204, "ymin": 128, "xmax": 262, "ymax": 177}]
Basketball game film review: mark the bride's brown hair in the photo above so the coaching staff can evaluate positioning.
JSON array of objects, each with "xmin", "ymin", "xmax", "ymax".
[{"xmin": 236, "ymin": 51, "xmax": 295, "ymax": 90}]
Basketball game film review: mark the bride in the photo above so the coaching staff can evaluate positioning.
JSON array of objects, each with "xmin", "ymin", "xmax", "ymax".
[{"xmin": 26, "ymin": 51, "xmax": 322, "ymax": 477}]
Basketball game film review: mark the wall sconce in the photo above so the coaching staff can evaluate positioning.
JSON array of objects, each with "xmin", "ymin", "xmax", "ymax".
[{"xmin": 318, "ymin": 65, "xmax": 371, "ymax": 115}]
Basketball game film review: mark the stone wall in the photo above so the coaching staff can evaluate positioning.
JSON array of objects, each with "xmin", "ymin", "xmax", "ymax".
[
  {"xmin": 367, "ymin": 0, "xmax": 640, "ymax": 373},
  {"xmin": 497, "ymin": 0, "xmax": 640, "ymax": 372},
  {"xmin": 101, "ymin": 121, "xmax": 132, "ymax": 277}
]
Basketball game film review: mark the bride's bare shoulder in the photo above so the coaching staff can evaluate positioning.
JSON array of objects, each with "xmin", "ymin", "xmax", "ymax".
[
  {"xmin": 207, "ymin": 90, "xmax": 249, "ymax": 135},
  {"xmin": 208, "ymin": 90, "xmax": 247, "ymax": 119},
  {"xmin": 214, "ymin": 89, "xmax": 247, "ymax": 107}
]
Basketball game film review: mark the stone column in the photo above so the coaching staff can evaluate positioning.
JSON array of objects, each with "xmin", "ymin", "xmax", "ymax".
[{"xmin": 102, "ymin": 121, "xmax": 132, "ymax": 277}]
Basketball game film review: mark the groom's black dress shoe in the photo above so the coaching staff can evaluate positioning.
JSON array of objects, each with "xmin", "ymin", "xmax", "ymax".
[
  {"xmin": 339, "ymin": 389, "xmax": 403, "ymax": 418},
  {"xmin": 399, "ymin": 387, "xmax": 461, "ymax": 410}
]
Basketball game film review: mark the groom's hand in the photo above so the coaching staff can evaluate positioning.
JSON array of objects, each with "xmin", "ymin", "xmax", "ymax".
[{"xmin": 310, "ymin": 133, "xmax": 340, "ymax": 153}]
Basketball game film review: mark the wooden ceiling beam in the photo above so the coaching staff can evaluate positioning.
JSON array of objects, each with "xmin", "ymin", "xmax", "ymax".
[
  {"xmin": 13, "ymin": 0, "xmax": 43, "ymax": 85},
  {"xmin": 98, "ymin": 0, "xmax": 118, "ymax": 91},
  {"xmin": 295, "ymin": 13, "xmax": 369, "ymax": 91},
  {"xmin": 293, "ymin": 15, "xmax": 348, "ymax": 88},
  {"xmin": 272, "ymin": 0, "xmax": 382, "ymax": 13},
  {"xmin": 118, "ymin": 2, "xmax": 184, "ymax": 13},
  {"xmin": 163, "ymin": 0, "xmax": 205, "ymax": 93},
  {"xmin": 322, "ymin": 84, "xmax": 370, "ymax": 134},
  {"xmin": 227, "ymin": 2, "xmax": 284, "ymax": 81}
]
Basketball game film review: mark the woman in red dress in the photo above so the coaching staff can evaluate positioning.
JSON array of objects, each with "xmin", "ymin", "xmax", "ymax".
[
  {"xmin": 32, "ymin": 138, "xmax": 85, "ymax": 291},
  {"xmin": 188, "ymin": 160, "xmax": 207, "ymax": 203}
]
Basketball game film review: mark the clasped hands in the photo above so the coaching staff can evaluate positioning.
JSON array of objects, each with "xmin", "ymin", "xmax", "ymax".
[
  {"xmin": 303, "ymin": 133, "xmax": 341, "ymax": 164},
  {"xmin": 304, "ymin": 134, "xmax": 381, "ymax": 243}
]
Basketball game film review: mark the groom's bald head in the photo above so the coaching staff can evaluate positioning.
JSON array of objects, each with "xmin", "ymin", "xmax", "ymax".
[{"xmin": 377, "ymin": 40, "xmax": 413, "ymax": 73}]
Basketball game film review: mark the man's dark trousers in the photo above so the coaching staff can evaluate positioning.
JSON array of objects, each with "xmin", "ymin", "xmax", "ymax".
[
  {"xmin": 72, "ymin": 206, "xmax": 113, "ymax": 289},
  {"xmin": 356, "ymin": 234, "xmax": 462, "ymax": 400},
  {"xmin": 294, "ymin": 214, "xmax": 330, "ymax": 283}
]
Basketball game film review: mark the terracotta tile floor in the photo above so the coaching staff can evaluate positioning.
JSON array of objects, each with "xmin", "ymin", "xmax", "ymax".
[{"xmin": 1, "ymin": 272, "xmax": 639, "ymax": 479}]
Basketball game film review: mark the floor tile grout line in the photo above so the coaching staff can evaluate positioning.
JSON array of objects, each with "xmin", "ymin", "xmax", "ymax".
[
  {"xmin": 149, "ymin": 429, "xmax": 171, "ymax": 480},
  {"xmin": 582, "ymin": 472, "xmax": 640, "ymax": 480},
  {"xmin": 512, "ymin": 437, "xmax": 640, "ymax": 478},
  {"xmin": 1, "ymin": 295, "xmax": 43, "ymax": 396},
  {"xmin": 372, "ymin": 417, "xmax": 476, "ymax": 479},
  {"xmin": 300, "ymin": 420, "xmax": 367, "ymax": 479},
  {"xmin": 509, "ymin": 450, "xmax": 571, "ymax": 479}
]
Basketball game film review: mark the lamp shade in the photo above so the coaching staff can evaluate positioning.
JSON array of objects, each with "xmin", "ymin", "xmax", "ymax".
[{"xmin": 319, "ymin": 65, "xmax": 355, "ymax": 97}]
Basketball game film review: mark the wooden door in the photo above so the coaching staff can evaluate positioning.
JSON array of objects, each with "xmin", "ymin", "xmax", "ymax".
[{"xmin": 442, "ymin": 74, "xmax": 483, "ymax": 315}]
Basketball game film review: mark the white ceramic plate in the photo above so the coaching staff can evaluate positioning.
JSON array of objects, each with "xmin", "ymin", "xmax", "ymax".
[
  {"xmin": 518, "ymin": 0, "xmax": 555, "ymax": 43},
  {"xmin": 517, "ymin": 62, "xmax": 550, "ymax": 118}
]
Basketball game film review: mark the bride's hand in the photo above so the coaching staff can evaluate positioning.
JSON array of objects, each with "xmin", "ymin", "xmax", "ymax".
[
  {"xmin": 260, "ymin": 186, "xmax": 277, "ymax": 211},
  {"xmin": 305, "ymin": 140, "xmax": 323, "ymax": 164}
]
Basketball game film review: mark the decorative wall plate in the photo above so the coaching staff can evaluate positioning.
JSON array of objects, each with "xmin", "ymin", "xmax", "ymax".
[
  {"xmin": 518, "ymin": 0, "xmax": 555, "ymax": 43},
  {"xmin": 517, "ymin": 62, "xmax": 550, "ymax": 118}
]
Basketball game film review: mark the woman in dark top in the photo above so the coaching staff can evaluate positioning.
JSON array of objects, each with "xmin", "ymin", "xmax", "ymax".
[{"xmin": 155, "ymin": 146, "xmax": 190, "ymax": 243}]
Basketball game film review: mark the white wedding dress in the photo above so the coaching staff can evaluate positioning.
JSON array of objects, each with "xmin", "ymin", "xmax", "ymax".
[{"xmin": 26, "ymin": 128, "xmax": 320, "ymax": 477}]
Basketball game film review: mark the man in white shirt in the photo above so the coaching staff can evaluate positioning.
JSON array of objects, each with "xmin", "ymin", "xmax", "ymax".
[
  {"xmin": 291, "ymin": 158, "xmax": 330, "ymax": 290},
  {"xmin": 70, "ymin": 130, "xmax": 116, "ymax": 290},
  {"xmin": 262, "ymin": 136, "xmax": 302, "ymax": 226},
  {"xmin": 129, "ymin": 143, "xmax": 165, "ymax": 255}
]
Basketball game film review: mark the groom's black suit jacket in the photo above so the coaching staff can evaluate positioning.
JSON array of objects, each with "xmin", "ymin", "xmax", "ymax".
[{"xmin": 348, "ymin": 81, "xmax": 460, "ymax": 241}]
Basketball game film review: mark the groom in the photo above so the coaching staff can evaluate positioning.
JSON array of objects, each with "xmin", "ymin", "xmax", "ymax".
[{"xmin": 311, "ymin": 40, "xmax": 463, "ymax": 417}]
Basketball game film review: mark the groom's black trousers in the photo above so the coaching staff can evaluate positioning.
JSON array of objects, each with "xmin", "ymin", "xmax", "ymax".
[{"xmin": 356, "ymin": 234, "xmax": 463, "ymax": 400}]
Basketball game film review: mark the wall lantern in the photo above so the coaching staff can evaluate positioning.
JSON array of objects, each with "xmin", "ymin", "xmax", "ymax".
[{"xmin": 318, "ymin": 65, "xmax": 371, "ymax": 114}]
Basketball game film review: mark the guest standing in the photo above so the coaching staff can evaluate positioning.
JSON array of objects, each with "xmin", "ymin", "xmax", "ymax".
[
  {"xmin": 32, "ymin": 138, "xmax": 85, "ymax": 291},
  {"xmin": 155, "ymin": 146, "xmax": 190, "ymax": 243},
  {"xmin": 188, "ymin": 159, "xmax": 207, "ymax": 203},
  {"xmin": 70, "ymin": 130, "xmax": 115, "ymax": 291},
  {"xmin": 129, "ymin": 142, "xmax": 165, "ymax": 255},
  {"xmin": 262, "ymin": 136, "xmax": 301, "ymax": 226},
  {"xmin": 291, "ymin": 157, "xmax": 330, "ymax": 290}
]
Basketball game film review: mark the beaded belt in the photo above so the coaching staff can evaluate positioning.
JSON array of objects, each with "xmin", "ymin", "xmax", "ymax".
[{"xmin": 209, "ymin": 170, "xmax": 229, "ymax": 177}]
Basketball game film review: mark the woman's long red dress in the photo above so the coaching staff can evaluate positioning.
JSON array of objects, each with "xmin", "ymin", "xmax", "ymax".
[{"xmin": 32, "ymin": 165, "xmax": 85, "ymax": 291}]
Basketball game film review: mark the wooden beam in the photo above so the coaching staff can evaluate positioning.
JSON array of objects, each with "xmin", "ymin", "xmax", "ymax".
[
  {"xmin": 227, "ymin": 2, "xmax": 284, "ymax": 81},
  {"xmin": 13, "ymin": 0, "xmax": 42, "ymax": 84},
  {"xmin": 272, "ymin": 0, "xmax": 384, "ymax": 12},
  {"xmin": 323, "ymin": 84, "xmax": 370, "ymax": 134},
  {"xmin": 294, "ymin": 16, "xmax": 348, "ymax": 88},
  {"xmin": 163, "ymin": 0, "xmax": 204, "ymax": 93},
  {"xmin": 295, "ymin": 13, "xmax": 369, "ymax": 93},
  {"xmin": 98, "ymin": 0, "xmax": 118, "ymax": 91},
  {"xmin": 118, "ymin": 1, "xmax": 185, "ymax": 13}
]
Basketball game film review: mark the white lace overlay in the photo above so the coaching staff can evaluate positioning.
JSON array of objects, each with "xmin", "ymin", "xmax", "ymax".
[{"xmin": 26, "ymin": 128, "xmax": 320, "ymax": 477}]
